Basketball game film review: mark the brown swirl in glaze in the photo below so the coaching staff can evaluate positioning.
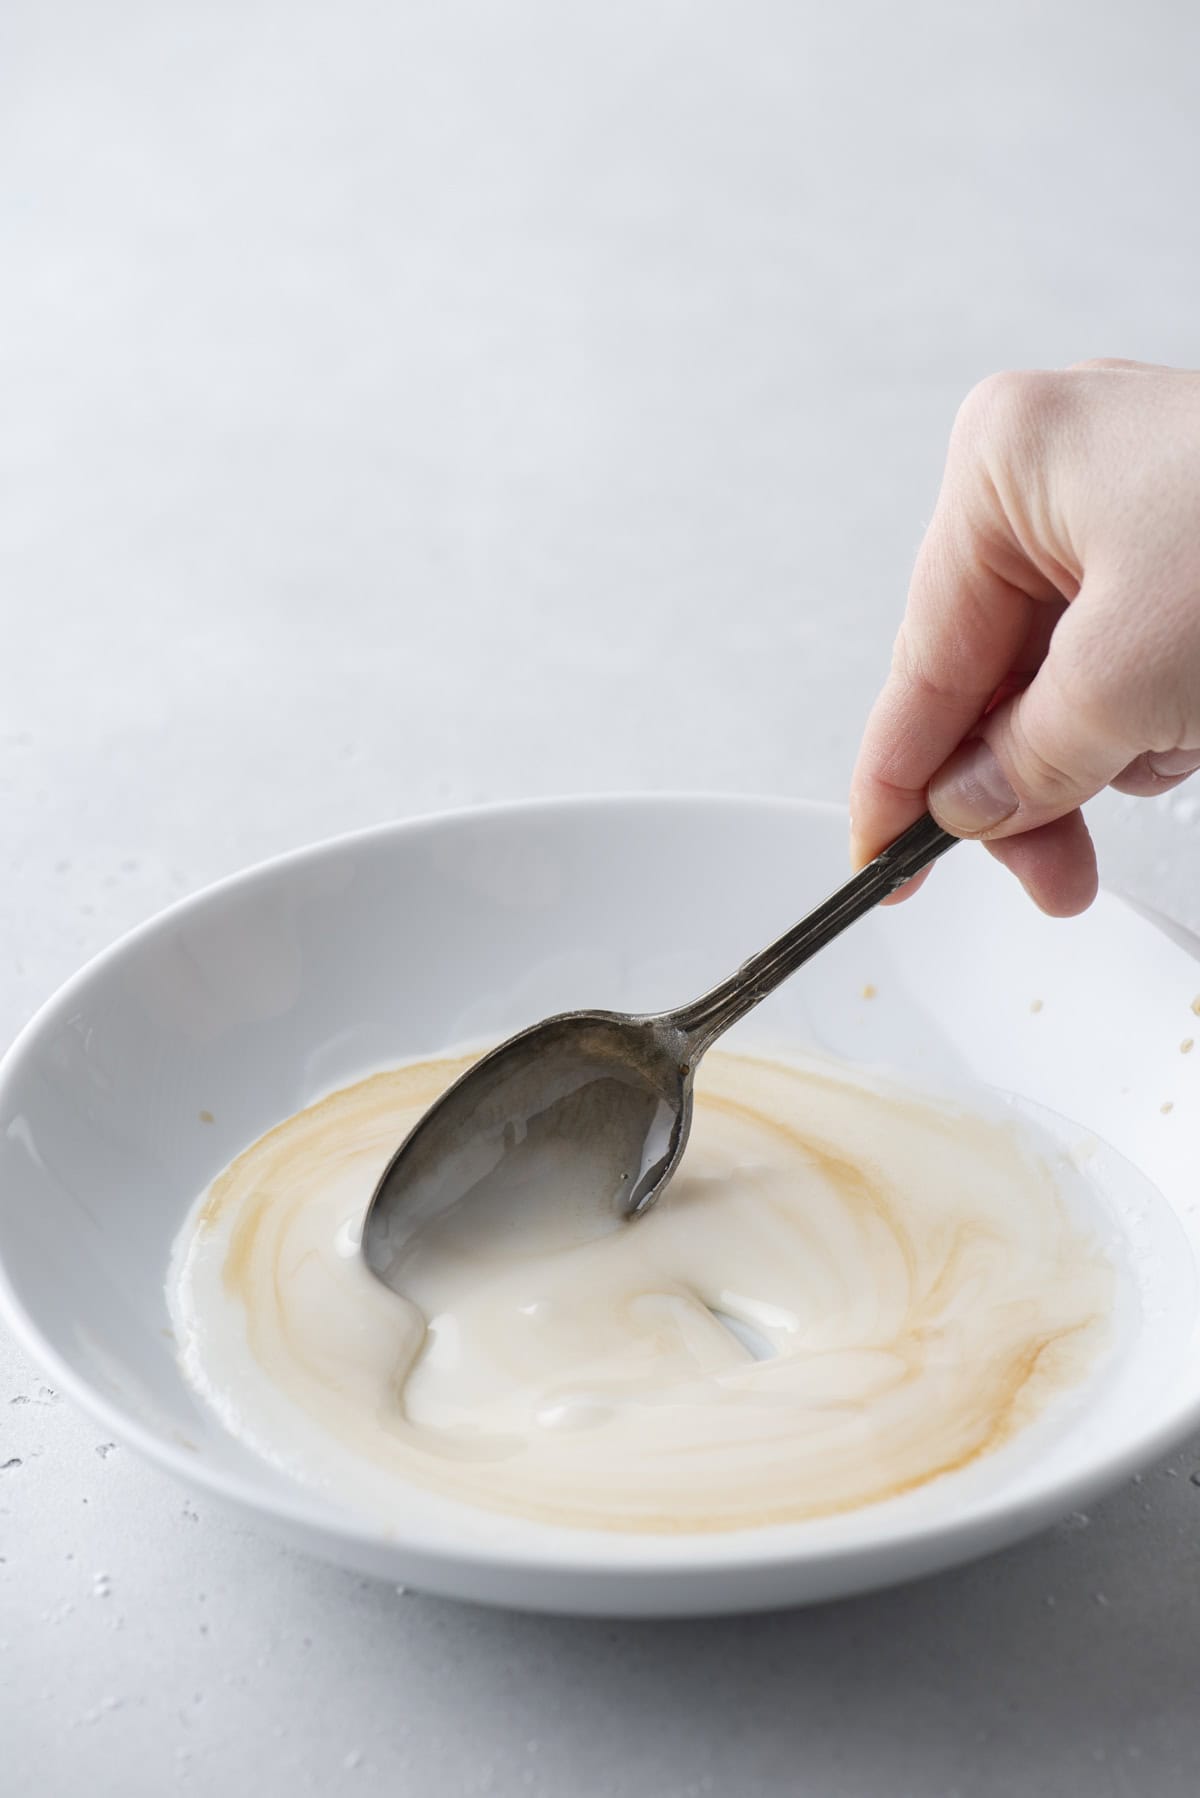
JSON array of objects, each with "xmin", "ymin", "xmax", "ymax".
[{"xmin": 171, "ymin": 1051, "xmax": 1113, "ymax": 1532}]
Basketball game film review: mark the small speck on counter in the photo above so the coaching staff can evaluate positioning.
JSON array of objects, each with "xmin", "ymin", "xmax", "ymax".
[
  {"xmin": 1182, "ymin": 1038, "xmax": 1195, "ymax": 1055},
  {"xmin": 78, "ymin": 1695, "xmax": 124, "ymax": 1726},
  {"xmin": 1161, "ymin": 1101, "xmax": 1175, "ymax": 1115},
  {"xmin": 1029, "ymin": 999, "xmax": 1044, "ymax": 1014},
  {"xmin": 1191, "ymin": 996, "xmax": 1200, "ymax": 1017}
]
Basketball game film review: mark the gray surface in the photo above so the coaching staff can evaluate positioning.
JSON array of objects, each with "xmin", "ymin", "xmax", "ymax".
[{"xmin": 3, "ymin": 2, "xmax": 1200, "ymax": 1792}]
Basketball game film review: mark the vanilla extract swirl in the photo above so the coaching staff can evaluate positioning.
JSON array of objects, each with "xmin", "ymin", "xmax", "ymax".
[{"xmin": 170, "ymin": 1051, "xmax": 1113, "ymax": 1533}]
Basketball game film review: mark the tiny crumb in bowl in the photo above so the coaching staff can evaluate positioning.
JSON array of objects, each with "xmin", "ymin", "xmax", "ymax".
[
  {"xmin": 1182, "ymin": 1039, "xmax": 1194, "ymax": 1056},
  {"xmin": 860, "ymin": 982, "xmax": 877, "ymax": 1000},
  {"xmin": 1191, "ymin": 995, "xmax": 1200, "ymax": 1016},
  {"xmin": 199, "ymin": 1110, "xmax": 214, "ymax": 1125},
  {"xmin": 1161, "ymin": 1101, "xmax": 1175, "ymax": 1115},
  {"xmin": 1030, "ymin": 999, "xmax": 1044, "ymax": 1014}
]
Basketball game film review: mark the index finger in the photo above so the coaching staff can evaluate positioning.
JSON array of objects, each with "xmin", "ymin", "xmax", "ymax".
[
  {"xmin": 851, "ymin": 372, "xmax": 1083, "ymax": 870},
  {"xmin": 849, "ymin": 514, "xmax": 1036, "ymax": 868}
]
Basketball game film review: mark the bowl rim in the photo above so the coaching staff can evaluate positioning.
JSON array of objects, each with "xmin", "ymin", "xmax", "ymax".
[{"xmin": 4, "ymin": 788, "xmax": 1200, "ymax": 1584}]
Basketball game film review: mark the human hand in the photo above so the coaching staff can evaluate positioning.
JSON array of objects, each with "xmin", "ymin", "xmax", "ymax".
[{"xmin": 850, "ymin": 360, "xmax": 1200, "ymax": 915}]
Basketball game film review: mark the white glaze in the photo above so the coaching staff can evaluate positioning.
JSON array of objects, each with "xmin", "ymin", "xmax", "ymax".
[{"xmin": 170, "ymin": 1049, "xmax": 1115, "ymax": 1532}]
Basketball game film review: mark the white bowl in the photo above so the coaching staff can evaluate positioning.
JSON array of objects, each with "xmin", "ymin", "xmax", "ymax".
[{"xmin": 3, "ymin": 794, "xmax": 1200, "ymax": 1618}]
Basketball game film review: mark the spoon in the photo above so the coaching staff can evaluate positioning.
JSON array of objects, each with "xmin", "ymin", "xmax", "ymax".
[{"xmin": 363, "ymin": 812, "xmax": 956, "ymax": 1292}]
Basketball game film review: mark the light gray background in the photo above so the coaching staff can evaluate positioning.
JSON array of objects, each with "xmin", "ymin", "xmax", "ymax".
[{"xmin": 3, "ymin": 3, "xmax": 1200, "ymax": 1793}]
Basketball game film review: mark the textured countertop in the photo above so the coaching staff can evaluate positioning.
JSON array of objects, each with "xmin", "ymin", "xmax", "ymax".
[{"xmin": 4, "ymin": 3, "xmax": 1200, "ymax": 1793}]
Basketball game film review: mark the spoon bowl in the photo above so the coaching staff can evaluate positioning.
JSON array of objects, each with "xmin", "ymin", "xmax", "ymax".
[
  {"xmin": 363, "ymin": 1010, "xmax": 693, "ymax": 1289},
  {"xmin": 364, "ymin": 813, "xmax": 957, "ymax": 1292}
]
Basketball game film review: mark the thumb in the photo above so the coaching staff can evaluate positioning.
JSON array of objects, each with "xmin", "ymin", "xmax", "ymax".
[{"xmin": 927, "ymin": 608, "xmax": 1136, "ymax": 839}]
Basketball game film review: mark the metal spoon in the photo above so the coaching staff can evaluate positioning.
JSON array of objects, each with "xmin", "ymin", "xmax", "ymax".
[{"xmin": 363, "ymin": 813, "xmax": 956, "ymax": 1292}]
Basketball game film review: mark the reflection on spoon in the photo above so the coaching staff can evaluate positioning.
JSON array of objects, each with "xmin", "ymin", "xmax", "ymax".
[{"xmin": 363, "ymin": 815, "xmax": 958, "ymax": 1293}]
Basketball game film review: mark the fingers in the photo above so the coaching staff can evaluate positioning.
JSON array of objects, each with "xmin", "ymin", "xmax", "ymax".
[
  {"xmin": 1110, "ymin": 749, "xmax": 1200, "ymax": 797},
  {"xmin": 849, "ymin": 520, "xmax": 1035, "ymax": 868},
  {"xmin": 926, "ymin": 593, "xmax": 1139, "ymax": 840},
  {"xmin": 984, "ymin": 810, "xmax": 1098, "ymax": 917},
  {"xmin": 850, "ymin": 373, "xmax": 1070, "ymax": 871},
  {"xmin": 877, "ymin": 865, "xmax": 934, "ymax": 908},
  {"xmin": 1066, "ymin": 357, "xmax": 1167, "ymax": 374},
  {"xmin": 868, "ymin": 600, "xmax": 1069, "ymax": 908},
  {"xmin": 985, "ymin": 598, "xmax": 1068, "ymax": 708},
  {"xmin": 852, "ymin": 358, "xmax": 1200, "ymax": 917}
]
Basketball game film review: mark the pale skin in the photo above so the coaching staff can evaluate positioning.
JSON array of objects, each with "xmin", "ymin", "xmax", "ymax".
[{"xmin": 850, "ymin": 359, "xmax": 1200, "ymax": 916}]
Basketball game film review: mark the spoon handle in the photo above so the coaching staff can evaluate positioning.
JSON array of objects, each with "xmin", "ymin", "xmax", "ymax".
[{"xmin": 669, "ymin": 813, "xmax": 958, "ymax": 1052}]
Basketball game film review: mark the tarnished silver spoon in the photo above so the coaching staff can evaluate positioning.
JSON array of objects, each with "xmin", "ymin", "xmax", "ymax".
[{"xmin": 363, "ymin": 813, "xmax": 956, "ymax": 1293}]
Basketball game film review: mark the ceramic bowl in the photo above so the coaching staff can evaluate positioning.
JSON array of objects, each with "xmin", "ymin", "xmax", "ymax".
[{"xmin": 3, "ymin": 795, "xmax": 1200, "ymax": 1616}]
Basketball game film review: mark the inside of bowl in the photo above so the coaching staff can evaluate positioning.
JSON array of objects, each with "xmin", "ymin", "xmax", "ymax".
[{"xmin": 4, "ymin": 796, "xmax": 1200, "ymax": 1542}]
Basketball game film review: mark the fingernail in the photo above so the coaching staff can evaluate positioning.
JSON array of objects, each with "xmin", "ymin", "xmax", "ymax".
[
  {"xmin": 1147, "ymin": 749, "xmax": 1200, "ymax": 780},
  {"xmin": 928, "ymin": 739, "xmax": 1019, "ymax": 836}
]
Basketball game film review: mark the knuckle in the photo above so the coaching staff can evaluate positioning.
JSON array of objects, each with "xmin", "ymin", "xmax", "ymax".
[
  {"xmin": 953, "ymin": 369, "xmax": 1069, "ymax": 451},
  {"xmin": 891, "ymin": 628, "xmax": 992, "ymax": 711},
  {"xmin": 1006, "ymin": 707, "xmax": 1083, "ymax": 804},
  {"xmin": 1066, "ymin": 356, "xmax": 1143, "ymax": 373}
]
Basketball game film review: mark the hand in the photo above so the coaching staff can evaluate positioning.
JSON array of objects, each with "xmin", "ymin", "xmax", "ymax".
[{"xmin": 850, "ymin": 359, "xmax": 1200, "ymax": 915}]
